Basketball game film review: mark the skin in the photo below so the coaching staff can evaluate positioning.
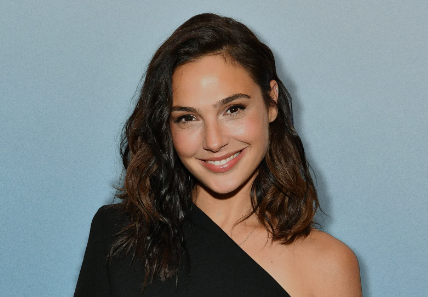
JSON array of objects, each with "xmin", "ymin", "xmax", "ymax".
[{"xmin": 170, "ymin": 55, "xmax": 362, "ymax": 297}]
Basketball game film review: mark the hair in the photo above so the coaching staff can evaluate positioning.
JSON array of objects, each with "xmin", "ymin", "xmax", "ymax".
[{"xmin": 111, "ymin": 13, "xmax": 319, "ymax": 284}]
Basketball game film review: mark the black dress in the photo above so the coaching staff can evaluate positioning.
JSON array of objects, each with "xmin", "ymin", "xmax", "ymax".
[{"xmin": 74, "ymin": 205, "xmax": 290, "ymax": 297}]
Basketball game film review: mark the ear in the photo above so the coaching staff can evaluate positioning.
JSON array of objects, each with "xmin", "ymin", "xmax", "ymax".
[{"xmin": 268, "ymin": 80, "xmax": 279, "ymax": 123}]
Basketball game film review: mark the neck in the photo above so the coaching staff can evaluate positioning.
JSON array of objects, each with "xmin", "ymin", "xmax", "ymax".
[{"xmin": 193, "ymin": 181, "xmax": 255, "ymax": 231}]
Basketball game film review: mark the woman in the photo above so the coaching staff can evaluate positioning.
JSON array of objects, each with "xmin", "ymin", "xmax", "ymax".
[{"xmin": 75, "ymin": 13, "xmax": 362, "ymax": 297}]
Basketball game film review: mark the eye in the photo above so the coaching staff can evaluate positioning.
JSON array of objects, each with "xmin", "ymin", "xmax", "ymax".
[
  {"xmin": 225, "ymin": 104, "xmax": 245, "ymax": 115},
  {"xmin": 174, "ymin": 114, "xmax": 196, "ymax": 123}
]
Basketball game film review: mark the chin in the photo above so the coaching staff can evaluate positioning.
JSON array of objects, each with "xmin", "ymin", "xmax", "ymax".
[
  {"xmin": 198, "ymin": 173, "xmax": 256, "ymax": 198},
  {"xmin": 199, "ymin": 180, "xmax": 233, "ymax": 193}
]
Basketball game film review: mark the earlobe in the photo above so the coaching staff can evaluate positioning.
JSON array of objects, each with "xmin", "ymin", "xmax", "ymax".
[
  {"xmin": 269, "ymin": 80, "xmax": 279, "ymax": 122},
  {"xmin": 268, "ymin": 105, "xmax": 278, "ymax": 123}
]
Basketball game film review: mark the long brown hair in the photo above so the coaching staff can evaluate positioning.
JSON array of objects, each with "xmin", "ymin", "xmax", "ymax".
[{"xmin": 112, "ymin": 13, "xmax": 319, "ymax": 284}]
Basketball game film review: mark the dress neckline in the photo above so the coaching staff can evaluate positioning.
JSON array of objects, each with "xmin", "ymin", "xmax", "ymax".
[{"xmin": 189, "ymin": 203, "xmax": 291, "ymax": 297}]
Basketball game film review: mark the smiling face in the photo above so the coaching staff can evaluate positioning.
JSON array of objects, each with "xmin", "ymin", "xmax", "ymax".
[{"xmin": 170, "ymin": 54, "xmax": 278, "ymax": 197}]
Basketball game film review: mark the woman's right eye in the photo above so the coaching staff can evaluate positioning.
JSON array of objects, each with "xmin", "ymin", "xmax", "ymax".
[{"xmin": 174, "ymin": 115, "xmax": 195, "ymax": 123}]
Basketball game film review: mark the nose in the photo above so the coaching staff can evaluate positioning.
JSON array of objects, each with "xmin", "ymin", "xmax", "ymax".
[{"xmin": 203, "ymin": 121, "xmax": 229, "ymax": 153}]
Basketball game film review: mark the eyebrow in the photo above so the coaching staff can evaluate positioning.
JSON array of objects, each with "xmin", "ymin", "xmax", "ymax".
[{"xmin": 171, "ymin": 93, "xmax": 251, "ymax": 113}]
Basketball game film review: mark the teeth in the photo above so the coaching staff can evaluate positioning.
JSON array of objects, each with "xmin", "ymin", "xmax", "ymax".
[{"xmin": 206, "ymin": 152, "xmax": 240, "ymax": 166}]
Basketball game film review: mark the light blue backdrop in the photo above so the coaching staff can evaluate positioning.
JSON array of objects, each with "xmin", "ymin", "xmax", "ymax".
[{"xmin": 1, "ymin": 1, "xmax": 427, "ymax": 296}]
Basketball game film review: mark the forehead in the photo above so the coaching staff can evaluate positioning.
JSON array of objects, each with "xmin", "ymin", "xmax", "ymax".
[{"xmin": 172, "ymin": 55, "xmax": 259, "ymax": 106}]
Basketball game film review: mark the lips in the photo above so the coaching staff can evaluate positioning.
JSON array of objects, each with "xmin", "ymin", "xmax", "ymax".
[
  {"xmin": 205, "ymin": 151, "xmax": 240, "ymax": 166},
  {"xmin": 199, "ymin": 149, "xmax": 245, "ymax": 173}
]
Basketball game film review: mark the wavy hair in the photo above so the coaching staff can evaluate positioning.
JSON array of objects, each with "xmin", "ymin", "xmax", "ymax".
[{"xmin": 111, "ymin": 13, "xmax": 319, "ymax": 284}]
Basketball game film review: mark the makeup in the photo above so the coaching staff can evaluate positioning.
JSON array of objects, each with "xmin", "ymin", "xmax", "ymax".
[{"xmin": 199, "ymin": 149, "xmax": 245, "ymax": 173}]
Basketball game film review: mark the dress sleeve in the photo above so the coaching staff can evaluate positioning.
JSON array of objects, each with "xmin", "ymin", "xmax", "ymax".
[{"xmin": 74, "ymin": 206, "xmax": 111, "ymax": 297}]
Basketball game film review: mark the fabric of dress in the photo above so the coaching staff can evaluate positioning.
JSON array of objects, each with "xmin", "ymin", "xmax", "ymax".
[{"xmin": 74, "ymin": 205, "xmax": 290, "ymax": 297}]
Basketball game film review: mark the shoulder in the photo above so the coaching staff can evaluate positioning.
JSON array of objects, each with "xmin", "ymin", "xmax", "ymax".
[
  {"xmin": 90, "ymin": 204, "xmax": 130, "ymax": 240},
  {"xmin": 293, "ymin": 230, "xmax": 362, "ymax": 296}
]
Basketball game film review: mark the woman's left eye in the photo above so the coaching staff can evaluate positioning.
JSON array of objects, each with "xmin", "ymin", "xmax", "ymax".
[{"xmin": 226, "ymin": 104, "xmax": 245, "ymax": 115}]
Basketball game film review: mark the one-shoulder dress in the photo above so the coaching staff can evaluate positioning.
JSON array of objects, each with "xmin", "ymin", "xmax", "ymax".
[{"xmin": 74, "ymin": 204, "xmax": 290, "ymax": 297}]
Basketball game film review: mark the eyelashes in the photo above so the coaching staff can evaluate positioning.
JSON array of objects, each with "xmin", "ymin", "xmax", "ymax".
[
  {"xmin": 174, "ymin": 114, "xmax": 196, "ymax": 123},
  {"xmin": 225, "ymin": 104, "xmax": 246, "ymax": 115}
]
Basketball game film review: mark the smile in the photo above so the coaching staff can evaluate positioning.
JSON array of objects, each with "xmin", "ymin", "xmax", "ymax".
[
  {"xmin": 199, "ymin": 149, "xmax": 245, "ymax": 173},
  {"xmin": 205, "ymin": 152, "xmax": 241, "ymax": 166}
]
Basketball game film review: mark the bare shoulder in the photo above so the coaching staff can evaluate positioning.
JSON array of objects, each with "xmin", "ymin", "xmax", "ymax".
[{"xmin": 293, "ymin": 230, "xmax": 363, "ymax": 296}]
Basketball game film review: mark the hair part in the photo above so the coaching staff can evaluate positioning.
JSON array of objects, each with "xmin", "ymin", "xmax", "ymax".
[{"xmin": 111, "ymin": 12, "xmax": 319, "ymax": 284}]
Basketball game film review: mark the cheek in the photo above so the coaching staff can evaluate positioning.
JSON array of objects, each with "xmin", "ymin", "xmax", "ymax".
[
  {"xmin": 171, "ymin": 128, "xmax": 200, "ymax": 159},
  {"xmin": 230, "ymin": 112, "xmax": 270, "ymax": 145}
]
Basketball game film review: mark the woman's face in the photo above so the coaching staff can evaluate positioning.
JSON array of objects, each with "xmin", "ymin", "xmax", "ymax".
[{"xmin": 170, "ymin": 55, "xmax": 277, "ymax": 195}]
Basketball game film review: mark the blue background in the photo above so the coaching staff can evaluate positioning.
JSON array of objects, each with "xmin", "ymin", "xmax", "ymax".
[{"xmin": 1, "ymin": 1, "xmax": 427, "ymax": 296}]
